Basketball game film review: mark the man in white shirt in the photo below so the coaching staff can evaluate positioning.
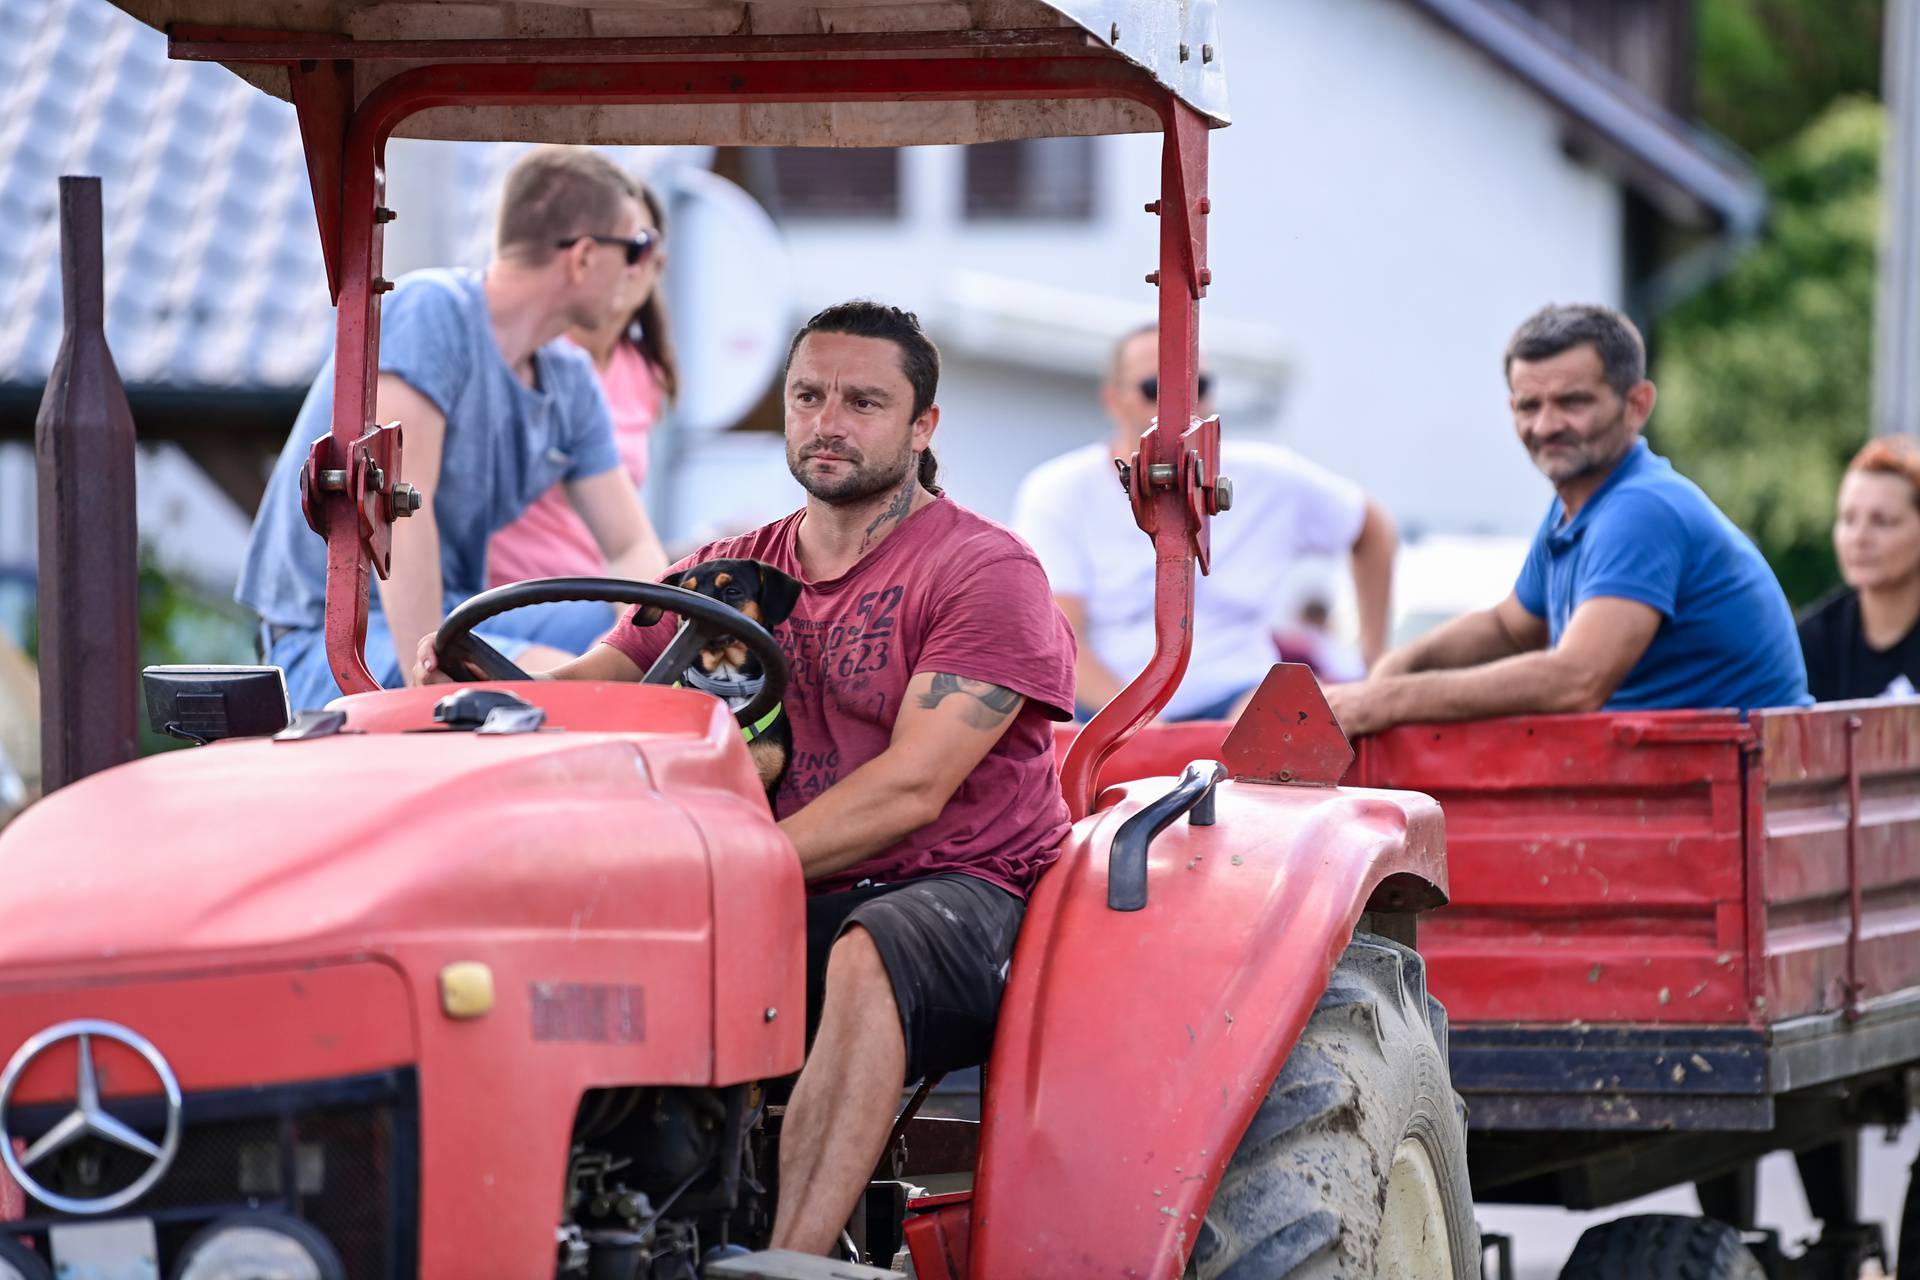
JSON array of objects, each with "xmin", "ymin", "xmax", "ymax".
[{"xmin": 1013, "ymin": 325, "xmax": 1397, "ymax": 720}]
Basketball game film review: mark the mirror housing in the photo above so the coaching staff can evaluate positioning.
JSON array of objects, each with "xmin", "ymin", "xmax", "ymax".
[{"xmin": 142, "ymin": 665, "xmax": 290, "ymax": 744}]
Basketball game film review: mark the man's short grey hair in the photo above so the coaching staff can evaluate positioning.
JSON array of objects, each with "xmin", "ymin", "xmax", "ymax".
[{"xmin": 1503, "ymin": 304, "xmax": 1646, "ymax": 397}]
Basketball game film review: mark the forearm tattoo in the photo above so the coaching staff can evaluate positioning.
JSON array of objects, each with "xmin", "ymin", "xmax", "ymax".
[{"xmin": 917, "ymin": 672, "xmax": 1022, "ymax": 730}]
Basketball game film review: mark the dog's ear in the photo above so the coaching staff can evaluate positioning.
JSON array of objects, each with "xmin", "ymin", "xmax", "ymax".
[
  {"xmin": 633, "ymin": 569, "xmax": 689, "ymax": 627},
  {"xmin": 756, "ymin": 564, "xmax": 805, "ymax": 628}
]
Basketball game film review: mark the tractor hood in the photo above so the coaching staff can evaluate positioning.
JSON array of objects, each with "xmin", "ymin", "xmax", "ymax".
[{"xmin": 0, "ymin": 684, "xmax": 777, "ymax": 976}]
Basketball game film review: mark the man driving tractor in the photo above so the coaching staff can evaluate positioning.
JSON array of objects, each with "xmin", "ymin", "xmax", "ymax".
[{"xmin": 420, "ymin": 299, "xmax": 1077, "ymax": 1257}]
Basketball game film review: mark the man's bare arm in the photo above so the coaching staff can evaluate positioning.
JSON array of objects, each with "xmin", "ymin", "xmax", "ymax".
[
  {"xmin": 414, "ymin": 628, "xmax": 644, "ymax": 684},
  {"xmin": 1349, "ymin": 498, "xmax": 1398, "ymax": 668},
  {"xmin": 565, "ymin": 468, "xmax": 670, "ymax": 582},
  {"xmin": 1328, "ymin": 596, "xmax": 1661, "ymax": 736},
  {"xmin": 374, "ymin": 375, "xmax": 451, "ymax": 684},
  {"xmin": 1369, "ymin": 593, "xmax": 1548, "ymax": 679},
  {"xmin": 1055, "ymin": 594, "xmax": 1123, "ymax": 711},
  {"xmin": 778, "ymin": 671, "xmax": 1025, "ymax": 882}
]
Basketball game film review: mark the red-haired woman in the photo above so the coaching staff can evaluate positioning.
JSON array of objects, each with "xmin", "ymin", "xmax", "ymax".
[
  {"xmin": 1800, "ymin": 436, "xmax": 1920, "ymax": 700},
  {"xmin": 486, "ymin": 176, "xmax": 679, "ymax": 644}
]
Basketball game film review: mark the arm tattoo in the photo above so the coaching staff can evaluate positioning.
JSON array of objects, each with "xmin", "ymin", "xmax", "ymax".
[{"xmin": 916, "ymin": 672, "xmax": 1023, "ymax": 730}]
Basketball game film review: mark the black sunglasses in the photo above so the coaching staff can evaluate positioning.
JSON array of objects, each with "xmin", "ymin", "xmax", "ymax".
[
  {"xmin": 1138, "ymin": 373, "xmax": 1215, "ymax": 403},
  {"xmin": 555, "ymin": 230, "xmax": 657, "ymax": 266}
]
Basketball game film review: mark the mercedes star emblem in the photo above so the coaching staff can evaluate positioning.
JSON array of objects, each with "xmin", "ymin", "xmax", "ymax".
[{"xmin": 0, "ymin": 1019, "xmax": 182, "ymax": 1215}]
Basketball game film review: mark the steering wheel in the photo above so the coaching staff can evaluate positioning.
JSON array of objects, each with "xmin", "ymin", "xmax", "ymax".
[{"xmin": 433, "ymin": 576, "xmax": 788, "ymax": 729}]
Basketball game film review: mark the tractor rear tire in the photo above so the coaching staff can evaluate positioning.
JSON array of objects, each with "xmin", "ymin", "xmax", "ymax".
[
  {"xmin": 1186, "ymin": 932, "xmax": 1478, "ymax": 1279},
  {"xmin": 1558, "ymin": 1214, "xmax": 1764, "ymax": 1280}
]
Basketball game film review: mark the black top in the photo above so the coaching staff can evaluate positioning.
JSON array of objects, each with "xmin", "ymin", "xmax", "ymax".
[{"xmin": 1797, "ymin": 588, "xmax": 1920, "ymax": 701}]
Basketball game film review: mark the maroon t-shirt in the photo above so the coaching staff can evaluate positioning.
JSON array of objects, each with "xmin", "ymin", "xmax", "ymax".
[{"xmin": 603, "ymin": 497, "xmax": 1077, "ymax": 897}]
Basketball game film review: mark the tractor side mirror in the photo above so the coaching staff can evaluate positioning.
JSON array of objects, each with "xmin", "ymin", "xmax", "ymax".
[{"xmin": 142, "ymin": 665, "xmax": 290, "ymax": 744}]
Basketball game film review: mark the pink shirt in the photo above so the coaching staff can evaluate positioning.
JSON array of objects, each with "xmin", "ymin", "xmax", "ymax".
[
  {"xmin": 603, "ymin": 498, "xmax": 1077, "ymax": 897},
  {"xmin": 488, "ymin": 340, "xmax": 659, "ymax": 586}
]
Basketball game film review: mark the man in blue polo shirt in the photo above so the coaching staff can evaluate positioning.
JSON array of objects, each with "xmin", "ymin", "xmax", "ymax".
[{"xmin": 1327, "ymin": 303, "xmax": 1808, "ymax": 735}]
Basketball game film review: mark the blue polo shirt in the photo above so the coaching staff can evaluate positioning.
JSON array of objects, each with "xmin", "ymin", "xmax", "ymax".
[{"xmin": 1514, "ymin": 439, "xmax": 1810, "ymax": 712}]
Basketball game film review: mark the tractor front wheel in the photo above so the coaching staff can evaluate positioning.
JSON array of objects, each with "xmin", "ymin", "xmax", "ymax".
[{"xmin": 1187, "ymin": 932, "xmax": 1479, "ymax": 1279}]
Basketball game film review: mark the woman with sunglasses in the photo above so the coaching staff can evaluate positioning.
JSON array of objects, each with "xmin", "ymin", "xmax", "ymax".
[{"xmin": 486, "ymin": 176, "xmax": 678, "ymax": 645}]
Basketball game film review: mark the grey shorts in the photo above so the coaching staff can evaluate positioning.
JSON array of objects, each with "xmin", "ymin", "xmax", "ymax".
[{"xmin": 805, "ymin": 874, "xmax": 1026, "ymax": 1085}]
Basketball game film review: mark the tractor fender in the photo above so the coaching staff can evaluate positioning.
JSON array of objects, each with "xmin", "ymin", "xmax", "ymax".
[{"xmin": 968, "ymin": 773, "xmax": 1447, "ymax": 1278}]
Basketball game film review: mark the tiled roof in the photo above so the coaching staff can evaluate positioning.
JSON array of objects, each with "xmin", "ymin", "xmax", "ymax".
[
  {"xmin": 0, "ymin": 0, "xmax": 337, "ymax": 389},
  {"xmin": 0, "ymin": 0, "xmax": 672, "ymax": 392}
]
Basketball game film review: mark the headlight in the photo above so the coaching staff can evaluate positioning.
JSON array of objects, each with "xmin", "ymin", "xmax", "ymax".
[{"xmin": 172, "ymin": 1212, "xmax": 344, "ymax": 1280}]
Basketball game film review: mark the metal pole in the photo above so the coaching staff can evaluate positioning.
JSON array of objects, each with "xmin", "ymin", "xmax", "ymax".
[
  {"xmin": 34, "ymin": 176, "xmax": 140, "ymax": 791},
  {"xmin": 1873, "ymin": 0, "xmax": 1920, "ymax": 436}
]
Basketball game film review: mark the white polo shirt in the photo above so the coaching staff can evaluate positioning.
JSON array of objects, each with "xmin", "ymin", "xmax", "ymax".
[{"xmin": 1013, "ymin": 439, "xmax": 1366, "ymax": 718}]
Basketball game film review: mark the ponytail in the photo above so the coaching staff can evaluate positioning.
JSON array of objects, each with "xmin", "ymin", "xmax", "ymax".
[{"xmin": 917, "ymin": 449, "xmax": 942, "ymax": 496}]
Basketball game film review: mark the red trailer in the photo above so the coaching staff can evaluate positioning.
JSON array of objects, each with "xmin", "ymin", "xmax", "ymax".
[{"xmin": 1067, "ymin": 697, "xmax": 1920, "ymax": 1278}]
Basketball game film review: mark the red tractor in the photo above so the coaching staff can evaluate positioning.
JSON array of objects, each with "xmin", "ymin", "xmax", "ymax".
[{"xmin": 0, "ymin": 3, "xmax": 1480, "ymax": 1278}]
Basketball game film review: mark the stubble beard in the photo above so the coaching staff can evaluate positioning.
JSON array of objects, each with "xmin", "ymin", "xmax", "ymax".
[
  {"xmin": 1528, "ymin": 406, "xmax": 1631, "ymax": 485},
  {"xmin": 788, "ymin": 440, "xmax": 915, "ymax": 505}
]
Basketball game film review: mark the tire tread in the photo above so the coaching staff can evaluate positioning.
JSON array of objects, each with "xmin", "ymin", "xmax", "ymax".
[
  {"xmin": 1188, "ymin": 934, "xmax": 1476, "ymax": 1280},
  {"xmin": 1559, "ymin": 1213, "xmax": 1764, "ymax": 1280}
]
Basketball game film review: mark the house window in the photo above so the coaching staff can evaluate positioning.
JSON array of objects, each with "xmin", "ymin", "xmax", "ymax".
[
  {"xmin": 963, "ymin": 137, "xmax": 1096, "ymax": 221},
  {"xmin": 765, "ymin": 148, "xmax": 902, "ymax": 219}
]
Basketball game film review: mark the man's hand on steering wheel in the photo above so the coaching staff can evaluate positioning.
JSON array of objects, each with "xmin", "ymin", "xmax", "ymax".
[
  {"xmin": 414, "ymin": 632, "xmax": 479, "ymax": 686},
  {"xmin": 421, "ymin": 576, "xmax": 790, "ymax": 730}
]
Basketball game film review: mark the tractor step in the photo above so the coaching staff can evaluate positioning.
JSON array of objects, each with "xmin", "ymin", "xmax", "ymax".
[{"xmin": 702, "ymin": 1249, "xmax": 906, "ymax": 1280}]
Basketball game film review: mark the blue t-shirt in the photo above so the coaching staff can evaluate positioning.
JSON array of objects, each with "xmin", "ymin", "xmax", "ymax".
[
  {"xmin": 1514, "ymin": 439, "xmax": 1810, "ymax": 712},
  {"xmin": 237, "ymin": 269, "xmax": 621, "ymax": 629}
]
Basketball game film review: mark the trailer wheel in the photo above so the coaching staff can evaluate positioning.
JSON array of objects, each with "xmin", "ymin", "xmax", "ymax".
[
  {"xmin": 1558, "ymin": 1214, "xmax": 1763, "ymax": 1280},
  {"xmin": 1186, "ymin": 932, "xmax": 1478, "ymax": 1279}
]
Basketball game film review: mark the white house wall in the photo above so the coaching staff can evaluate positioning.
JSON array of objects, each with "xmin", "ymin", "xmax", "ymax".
[{"xmin": 688, "ymin": 0, "xmax": 1626, "ymax": 543}]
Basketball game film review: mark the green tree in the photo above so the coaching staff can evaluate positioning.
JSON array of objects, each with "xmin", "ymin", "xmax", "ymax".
[
  {"xmin": 1651, "ymin": 97, "xmax": 1883, "ymax": 606},
  {"xmin": 24, "ymin": 555, "xmax": 257, "ymax": 754},
  {"xmin": 1696, "ymin": 0, "xmax": 1883, "ymax": 154}
]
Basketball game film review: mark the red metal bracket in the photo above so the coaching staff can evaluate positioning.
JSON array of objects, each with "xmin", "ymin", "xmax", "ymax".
[
  {"xmin": 1221, "ymin": 664, "xmax": 1354, "ymax": 786},
  {"xmin": 1161, "ymin": 99, "xmax": 1211, "ymax": 301},
  {"xmin": 300, "ymin": 422, "xmax": 410, "ymax": 577},
  {"xmin": 1060, "ymin": 95, "xmax": 1214, "ymax": 819},
  {"xmin": 351, "ymin": 423, "xmax": 408, "ymax": 579},
  {"xmin": 289, "ymin": 58, "xmax": 353, "ymax": 304},
  {"xmin": 1181, "ymin": 413, "xmax": 1223, "ymax": 573}
]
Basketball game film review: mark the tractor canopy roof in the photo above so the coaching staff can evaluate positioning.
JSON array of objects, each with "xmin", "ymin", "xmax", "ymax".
[{"xmin": 112, "ymin": 0, "xmax": 1228, "ymax": 146}]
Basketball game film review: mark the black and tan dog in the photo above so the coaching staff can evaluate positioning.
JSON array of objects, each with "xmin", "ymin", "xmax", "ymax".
[{"xmin": 636, "ymin": 557, "xmax": 802, "ymax": 797}]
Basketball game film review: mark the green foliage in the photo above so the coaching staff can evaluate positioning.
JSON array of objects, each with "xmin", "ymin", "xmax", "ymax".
[
  {"xmin": 1651, "ymin": 97, "xmax": 1883, "ymax": 606},
  {"xmin": 1696, "ymin": 0, "xmax": 1883, "ymax": 154},
  {"xmin": 21, "ymin": 556, "xmax": 256, "ymax": 755},
  {"xmin": 134, "ymin": 561, "xmax": 256, "ymax": 753}
]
